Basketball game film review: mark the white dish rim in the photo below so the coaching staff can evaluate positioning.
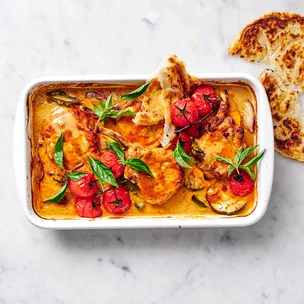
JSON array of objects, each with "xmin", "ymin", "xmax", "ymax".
[{"xmin": 13, "ymin": 73, "xmax": 274, "ymax": 229}]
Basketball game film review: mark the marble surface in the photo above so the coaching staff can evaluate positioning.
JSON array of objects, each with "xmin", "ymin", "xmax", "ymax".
[{"xmin": 1, "ymin": 0, "xmax": 304, "ymax": 303}]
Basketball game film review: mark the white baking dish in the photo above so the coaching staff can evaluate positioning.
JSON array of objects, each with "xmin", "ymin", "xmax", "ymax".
[{"xmin": 14, "ymin": 74, "xmax": 274, "ymax": 229}]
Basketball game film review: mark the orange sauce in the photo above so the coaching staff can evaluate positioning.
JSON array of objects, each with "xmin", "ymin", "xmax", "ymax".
[{"xmin": 29, "ymin": 81, "xmax": 257, "ymax": 220}]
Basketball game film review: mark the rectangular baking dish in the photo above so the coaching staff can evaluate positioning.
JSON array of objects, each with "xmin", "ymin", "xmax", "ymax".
[{"xmin": 14, "ymin": 73, "xmax": 274, "ymax": 229}]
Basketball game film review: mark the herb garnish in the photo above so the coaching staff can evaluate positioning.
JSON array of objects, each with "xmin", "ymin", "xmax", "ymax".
[
  {"xmin": 173, "ymin": 142, "xmax": 195, "ymax": 169},
  {"xmin": 44, "ymin": 184, "xmax": 68, "ymax": 203},
  {"xmin": 54, "ymin": 132, "xmax": 64, "ymax": 169},
  {"xmin": 88, "ymin": 156, "xmax": 118, "ymax": 188},
  {"xmin": 44, "ymin": 132, "xmax": 87, "ymax": 203},
  {"xmin": 120, "ymin": 82, "xmax": 150, "ymax": 100},
  {"xmin": 215, "ymin": 145, "xmax": 266, "ymax": 181},
  {"xmin": 108, "ymin": 142, "xmax": 154, "ymax": 177},
  {"xmin": 93, "ymin": 94, "xmax": 135, "ymax": 129}
]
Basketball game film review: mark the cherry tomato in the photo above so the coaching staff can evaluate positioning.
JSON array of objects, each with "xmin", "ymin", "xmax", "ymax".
[
  {"xmin": 102, "ymin": 186, "xmax": 132, "ymax": 215},
  {"xmin": 191, "ymin": 86, "xmax": 218, "ymax": 117},
  {"xmin": 99, "ymin": 151, "xmax": 124, "ymax": 179},
  {"xmin": 229, "ymin": 169, "xmax": 254, "ymax": 197},
  {"xmin": 68, "ymin": 172, "xmax": 98, "ymax": 198},
  {"xmin": 185, "ymin": 120, "xmax": 206, "ymax": 138},
  {"xmin": 75, "ymin": 195, "xmax": 102, "ymax": 218},
  {"xmin": 169, "ymin": 132, "xmax": 192, "ymax": 154},
  {"xmin": 170, "ymin": 99, "xmax": 199, "ymax": 127}
]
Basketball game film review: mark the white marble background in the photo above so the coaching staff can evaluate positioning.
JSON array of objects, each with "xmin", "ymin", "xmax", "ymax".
[{"xmin": 1, "ymin": 0, "xmax": 304, "ymax": 303}]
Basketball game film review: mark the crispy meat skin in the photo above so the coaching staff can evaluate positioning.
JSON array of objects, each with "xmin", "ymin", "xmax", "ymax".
[
  {"xmin": 116, "ymin": 116, "xmax": 163, "ymax": 148},
  {"xmin": 124, "ymin": 146, "xmax": 183, "ymax": 205}
]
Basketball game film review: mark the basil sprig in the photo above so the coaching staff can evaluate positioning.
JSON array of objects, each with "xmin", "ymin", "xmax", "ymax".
[
  {"xmin": 44, "ymin": 132, "xmax": 87, "ymax": 203},
  {"xmin": 173, "ymin": 142, "xmax": 195, "ymax": 169},
  {"xmin": 108, "ymin": 142, "xmax": 153, "ymax": 177},
  {"xmin": 68, "ymin": 171, "xmax": 87, "ymax": 182},
  {"xmin": 44, "ymin": 184, "xmax": 68, "ymax": 203},
  {"xmin": 215, "ymin": 145, "xmax": 266, "ymax": 181},
  {"xmin": 54, "ymin": 132, "xmax": 64, "ymax": 169},
  {"xmin": 121, "ymin": 159, "xmax": 153, "ymax": 177},
  {"xmin": 88, "ymin": 156, "xmax": 118, "ymax": 188},
  {"xmin": 120, "ymin": 82, "xmax": 150, "ymax": 100},
  {"xmin": 93, "ymin": 94, "xmax": 135, "ymax": 127},
  {"xmin": 107, "ymin": 142, "xmax": 125, "ymax": 162}
]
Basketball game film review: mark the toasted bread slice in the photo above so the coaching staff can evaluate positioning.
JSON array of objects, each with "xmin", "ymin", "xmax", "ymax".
[
  {"xmin": 229, "ymin": 12, "xmax": 304, "ymax": 91},
  {"xmin": 133, "ymin": 55, "xmax": 191, "ymax": 147},
  {"xmin": 260, "ymin": 69, "xmax": 304, "ymax": 160}
]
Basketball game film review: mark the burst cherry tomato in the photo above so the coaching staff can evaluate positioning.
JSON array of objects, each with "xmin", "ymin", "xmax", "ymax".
[
  {"xmin": 185, "ymin": 120, "xmax": 206, "ymax": 138},
  {"xmin": 102, "ymin": 186, "xmax": 132, "ymax": 215},
  {"xmin": 191, "ymin": 86, "xmax": 218, "ymax": 117},
  {"xmin": 75, "ymin": 195, "xmax": 102, "ymax": 218},
  {"xmin": 169, "ymin": 132, "xmax": 192, "ymax": 154},
  {"xmin": 229, "ymin": 169, "xmax": 254, "ymax": 197},
  {"xmin": 170, "ymin": 99, "xmax": 199, "ymax": 127},
  {"xmin": 68, "ymin": 172, "xmax": 98, "ymax": 198},
  {"xmin": 99, "ymin": 151, "xmax": 124, "ymax": 178}
]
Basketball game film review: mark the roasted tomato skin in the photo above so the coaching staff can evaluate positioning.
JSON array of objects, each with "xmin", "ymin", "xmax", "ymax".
[
  {"xmin": 229, "ymin": 169, "xmax": 254, "ymax": 196},
  {"xmin": 68, "ymin": 172, "xmax": 98, "ymax": 198},
  {"xmin": 75, "ymin": 195, "xmax": 102, "ymax": 218},
  {"xmin": 191, "ymin": 86, "xmax": 217, "ymax": 117},
  {"xmin": 102, "ymin": 186, "xmax": 132, "ymax": 215},
  {"xmin": 169, "ymin": 132, "xmax": 192, "ymax": 154},
  {"xmin": 99, "ymin": 151, "xmax": 124, "ymax": 178},
  {"xmin": 185, "ymin": 121, "xmax": 206, "ymax": 138},
  {"xmin": 170, "ymin": 99, "xmax": 199, "ymax": 127}
]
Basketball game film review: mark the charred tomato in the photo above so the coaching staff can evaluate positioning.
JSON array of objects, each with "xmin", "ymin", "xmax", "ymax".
[
  {"xmin": 170, "ymin": 99, "xmax": 199, "ymax": 127},
  {"xmin": 68, "ymin": 172, "xmax": 98, "ymax": 198},
  {"xmin": 102, "ymin": 186, "xmax": 132, "ymax": 215},
  {"xmin": 185, "ymin": 120, "xmax": 207, "ymax": 138},
  {"xmin": 191, "ymin": 85, "xmax": 218, "ymax": 117},
  {"xmin": 229, "ymin": 169, "xmax": 254, "ymax": 197},
  {"xmin": 99, "ymin": 151, "xmax": 124, "ymax": 179},
  {"xmin": 75, "ymin": 195, "xmax": 102, "ymax": 218},
  {"xmin": 169, "ymin": 132, "xmax": 192, "ymax": 154}
]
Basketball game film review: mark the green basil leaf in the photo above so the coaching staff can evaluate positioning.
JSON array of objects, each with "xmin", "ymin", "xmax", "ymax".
[
  {"xmin": 191, "ymin": 195, "xmax": 208, "ymax": 208},
  {"xmin": 215, "ymin": 155, "xmax": 235, "ymax": 168},
  {"xmin": 89, "ymin": 156, "xmax": 118, "ymax": 187},
  {"xmin": 228, "ymin": 165, "xmax": 235, "ymax": 178},
  {"xmin": 99, "ymin": 101, "xmax": 106, "ymax": 110},
  {"xmin": 105, "ymin": 94, "xmax": 113, "ymax": 108},
  {"xmin": 120, "ymin": 82, "xmax": 150, "ymax": 100},
  {"xmin": 44, "ymin": 183, "xmax": 68, "ymax": 203},
  {"xmin": 234, "ymin": 147, "xmax": 244, "ymax": 166},
  {"xmin": 242, "ymin": 149, "xmax": 266, "ymax": 168},
  {"xmin": 68, "ymin": 171, "xmax": 87, "ymax": 182},
  {"xmin": 239, "ymin": 145, "xmax": 259, "ymax": 165},
  {"xmin": 240, "ymin": 165, "xmax": 256, "ymax": 181},
  {"xmin": 54, "ymin": 132, "xmax": 64, "ymax": 169},
  {"xmin": 93, "ymin": 104, "xmax": 104, "ymax": 118},
  {"xmin": 108, "ymin": 142, "xmax": 125, "ymax": 162},
  {"xmin": 123, "ymin": 158, "xmax": 153, "ymax": 177},
  {"xmin": 112, "ymin": 109, "xmax": 135, "ymax": 118},
  {"xmin": 173, "ymin": 146, "xmax": 192, "ymax": 169},
  {"xmin": 176, "ymin": 142, "xmax": 195, "ymax": 163}
]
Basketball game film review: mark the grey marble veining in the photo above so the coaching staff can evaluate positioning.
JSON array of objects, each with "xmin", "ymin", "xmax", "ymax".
[{"xmin": 1, "ymin": 0, "xmax": 304, "ymax": 303}]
